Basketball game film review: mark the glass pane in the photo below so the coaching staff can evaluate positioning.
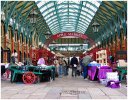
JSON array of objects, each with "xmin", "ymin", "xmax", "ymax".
[
  {"xmin": 40, "ymin": 6, "xmax": 47, "ymax": 13},
  {"xmin": 47, "ymin": 3, "xmax": 54, "ymax": 8},
  {"xmin": 37, "ymin": 2, "xmax": 44, "ymax": 8},
  {"xmin": 86, "ymin": 14, "xmax": 93, "ymax": 19}
]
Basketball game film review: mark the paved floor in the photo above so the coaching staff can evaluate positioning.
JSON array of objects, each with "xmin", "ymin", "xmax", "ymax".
[{"xmin": 1, "ymin": 69, "xmax": 127, "ymax": 99}]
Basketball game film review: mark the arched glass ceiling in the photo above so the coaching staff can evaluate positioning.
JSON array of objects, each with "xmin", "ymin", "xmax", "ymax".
[{"xmin": 36, "ymin": 1, "xmax": 101, "ymax": 34}]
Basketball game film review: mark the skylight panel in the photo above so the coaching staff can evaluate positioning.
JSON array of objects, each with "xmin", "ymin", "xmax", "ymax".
[
  {"xmin": 89, "ymin": 5, "xmax": 97, "ymax": 12},
  {"xmin": 78, "ymin": 23, "xmax": 88, "ymax": 28},
  {"xmin": 86, "ymin": 14, "xmax": 92, "ymax": 20},
  {"xmin": 40, "ymin": 5, "xmax": 47, "ymax": 13},
  {"xmin": 85, "ymin": 18, "xmax": 90, "ymax": 23},
  {"xmin": 83, "ymin": 2, "xmax": 87, "ymax": 6},
  {"xmin": 78, "ymin": 22, "xmax": 88, "ymax": 28},
  {"xmin": 51, "ymin": 26, "xmax": 59, "ymax": 31},
  {"xmin": 72, "ymin": 1, "xmax": 80, "ymax": 4},
  {"xmin": 82, "ymin": 7, "xmax": 88, "ymax": 12},
  {"xmin": 86, "ymin": 3, "xmax": 90, "ymax": 8},
  {"xmin": 69, "ymin": 9, "xmax": 76, "ymax": 12},
  {"xmin": 81, "ymin": 11, "xmax": 86, "ymax": 15},
  {"xmin": 43, "ymin": 11, "xmax": 48, "ymax": 17},
  {"xmin": 47, "ymin": 16, "xmax": 57, "ymax": 22},
  {"xmin": 37, "ymin": 2, "xmax": 44, "ymax": 8},
  {"xmin": 49, "ymin": 21, "xmax": 58, "ymax": 27},
  {"xmin": 88, "ymin": 10, "xmax": 95, "ymax": 15},
  {"xmin": 71, "ymin": 4, "xmax": 79, "ymax": 9},
  {"xmin": 69, "ymin": 12, "xmax": 77, "ymax": 16},
  {"xmin": 47, "ymin": 3, "xmax": 54, "ymax": 8},
  {"xmin": 57, "ymin": 1, "xmax": 64, "ymax": 4},
  {"xmin": 59, "ymin": 13, "xmax": 68, "ymax": 16},
  {"xmin": 77, "ymin": 30, "xmax": 85, "ymax": 34},
  {"xmin": 58, "ymin": 9, "xmax": 67, "ymax": 13},
  {"xmin": 92, "ymin": 1, "xmax": 101, "ymax": 7},
  {"xmin": 48, "ymin": 7, "xmax": 55, "ymax": 12}
]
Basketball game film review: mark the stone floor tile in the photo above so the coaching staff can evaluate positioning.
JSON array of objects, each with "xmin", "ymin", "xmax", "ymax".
[
  {"xmin": 2, "ymin": 90, "xmax": 19, "ymax": 95},
  {"xmin": 78, "ymin": 87, "xmax": 88, "ymax": 92},
  {"xmin": 44, "ymin": 94, "xmax": 60, "ymax": 99},
  {"xmin": 18, "ymin": 89, "xmax": 35, "ymax": 94},
  {"xmin": 60, "ymin": 96, "xmax": 78, "ymax": 99},
  {"xmin": 91, "ymin": 95, "xmax": 110, "ymax": 99},
  {"xmin": 31, "ymin": 92, "xmax": 48, "ymax": 95},
  {"xmin": 117, "ymin": 87, "xmax": 127, "ymax": 96},
  {"xmin": 1, "ymin": 94, "xmax": 15, "ymax": 99},
  {"xmin": 109, "ymin": 96, "xmax": 127, "ymax": 99},
  {"xmin": 87, "ymin": 88, "xmax": 105, "ymax": 95},
  {"xmin": 78, "ymin": 94, "xmax": 92, "ymax": 99},
  {"xmin": 27, "ymin": 94, "xmax": 47, "ymax": 99},
  {"xmin": 10, "ymin": 94, "xmax": 30, "ymax": 99},
  {"xmin": 60, "ymin": 93, "xmax": 77, "ymax": 97},
  {"xmin": 100, "ymin": 87, "xmax": 126, "ymax": 96}
]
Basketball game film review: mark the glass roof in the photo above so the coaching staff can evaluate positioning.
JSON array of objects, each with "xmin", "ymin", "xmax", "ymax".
[{"xmin": 36, "ymin": 1, "xmax": 101, "ymax": 34}]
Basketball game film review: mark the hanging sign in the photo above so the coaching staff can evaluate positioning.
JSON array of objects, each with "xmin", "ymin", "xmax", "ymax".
[{"xmin": 51, "ymin": 32, "xmax": 88, "ymax": 40}]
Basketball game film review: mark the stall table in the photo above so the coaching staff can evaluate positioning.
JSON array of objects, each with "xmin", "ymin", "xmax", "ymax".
[{"xmin": 8, "ymin": 65, "xmax": 55, "ymax": 84}]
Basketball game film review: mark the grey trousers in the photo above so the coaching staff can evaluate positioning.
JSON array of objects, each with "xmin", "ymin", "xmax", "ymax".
[{"xmin": 72, "ymin": 67, "xmax": 77, "ymax": 77}]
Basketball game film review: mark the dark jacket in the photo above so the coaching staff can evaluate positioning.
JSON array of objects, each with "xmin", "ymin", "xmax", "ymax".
[{"xmin": 70, "ymin": 57, "xmax": 78, "ymax": 66}]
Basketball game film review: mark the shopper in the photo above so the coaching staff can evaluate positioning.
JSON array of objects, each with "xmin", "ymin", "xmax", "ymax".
[
  {"xmin": 10, "ymin": 53, "xmax": 15, "ymax": 64},
  {"xmin": 63, "ymin": 58, "xmax": 68, "ymax": 76},
  {"xmin": 58, "ymin": 57, "xmax": 63, "ymax": 78},
  {"xmin": 54, "ymin": 57, "xmax": 59, "ymax": 77},
  {"xmin": 14, "ymin": 52, "xmax": 18, "ymax": 65},
  {"xmin": 82, "ymin": 53, "xmax": 93, "ymax": 80},
  {"xmin": 70, "ymin": 54, "xmax": 78, "ymax": 77}
]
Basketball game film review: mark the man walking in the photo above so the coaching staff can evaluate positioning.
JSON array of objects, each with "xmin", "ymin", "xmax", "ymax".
[
  {"xmin": 82, "ymin": 53, "xmax": 93, "ymax": 80},
  {"xmin": 70, "ymin": 54, "xmax": 78, "ymax": 77}
]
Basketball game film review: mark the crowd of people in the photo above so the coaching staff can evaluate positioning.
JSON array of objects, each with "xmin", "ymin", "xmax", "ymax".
[
  {"xmin": 10, "ymin": 51, "xmax": 94, "ymax": 80},
  {"xmin": 53, "ymin": 53, "xmax": 93, "ymax": 80}
]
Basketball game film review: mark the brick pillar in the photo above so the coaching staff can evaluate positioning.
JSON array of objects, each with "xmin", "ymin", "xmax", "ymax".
[
  {"xmin": 26, "ymin": 44, "xmax": 28, "ymax": 58},
  {"xmin": 4, "ymin": 34, "xmax": 7, "ymax": 62},
  {"xmin": 22, "ymin": 42, "xmax": 24, "ymax": 62},
  {"xmin": 18, "ymin": 39, "xmax": 20, "ymax": 62},
  {"xmin": 11, "ymin": 37, "xmax": 14, "ymax": 53}
]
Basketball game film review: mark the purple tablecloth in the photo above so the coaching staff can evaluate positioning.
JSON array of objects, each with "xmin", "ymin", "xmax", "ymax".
[
  {"xmin": 98, "ymin": 68, "xmax": 112, "ymax": 80},
  {"xmin": 88, "ymin": 66, "xmax": 97, "ymax": 80},
  {"xmin": 88, "ymin": 66, "xmax": 112, "ymax": 81}
]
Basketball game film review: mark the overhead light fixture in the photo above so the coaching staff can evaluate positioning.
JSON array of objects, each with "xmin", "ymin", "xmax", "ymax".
[
  {"xmin": 28, "ymin": 9, "xmax": 38, "ymax": 25},
  {"xmin": 92, "ymin": 20, "xmax": 100, "ymax": 33},
  {"xmin": 44, "ymin": 31, "xmax": 51, "ymax": 39}
]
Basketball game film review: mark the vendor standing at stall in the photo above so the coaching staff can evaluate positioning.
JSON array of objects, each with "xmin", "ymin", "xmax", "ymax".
[{"xmin": 82, "ymin": 53, "xmax": 93, "ymax": 80}]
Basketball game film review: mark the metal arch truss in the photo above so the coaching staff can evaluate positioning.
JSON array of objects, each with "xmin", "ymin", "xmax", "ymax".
[{"xmin": 36, "ymin": 1, "xmax": 102, "ymax": 34}]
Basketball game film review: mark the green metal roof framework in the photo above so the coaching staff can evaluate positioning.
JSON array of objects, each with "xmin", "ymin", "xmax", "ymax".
[
  {"xmin": 36, "ymin": 1, "xmax": 101, "ymax": 34},
  {"xmin": 1, "ymin": 1, "xmax": 52, "ymax": 44},
  {"xmin": 1, "ymin": 1, "xmax": 127, "ymax": 49}
]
